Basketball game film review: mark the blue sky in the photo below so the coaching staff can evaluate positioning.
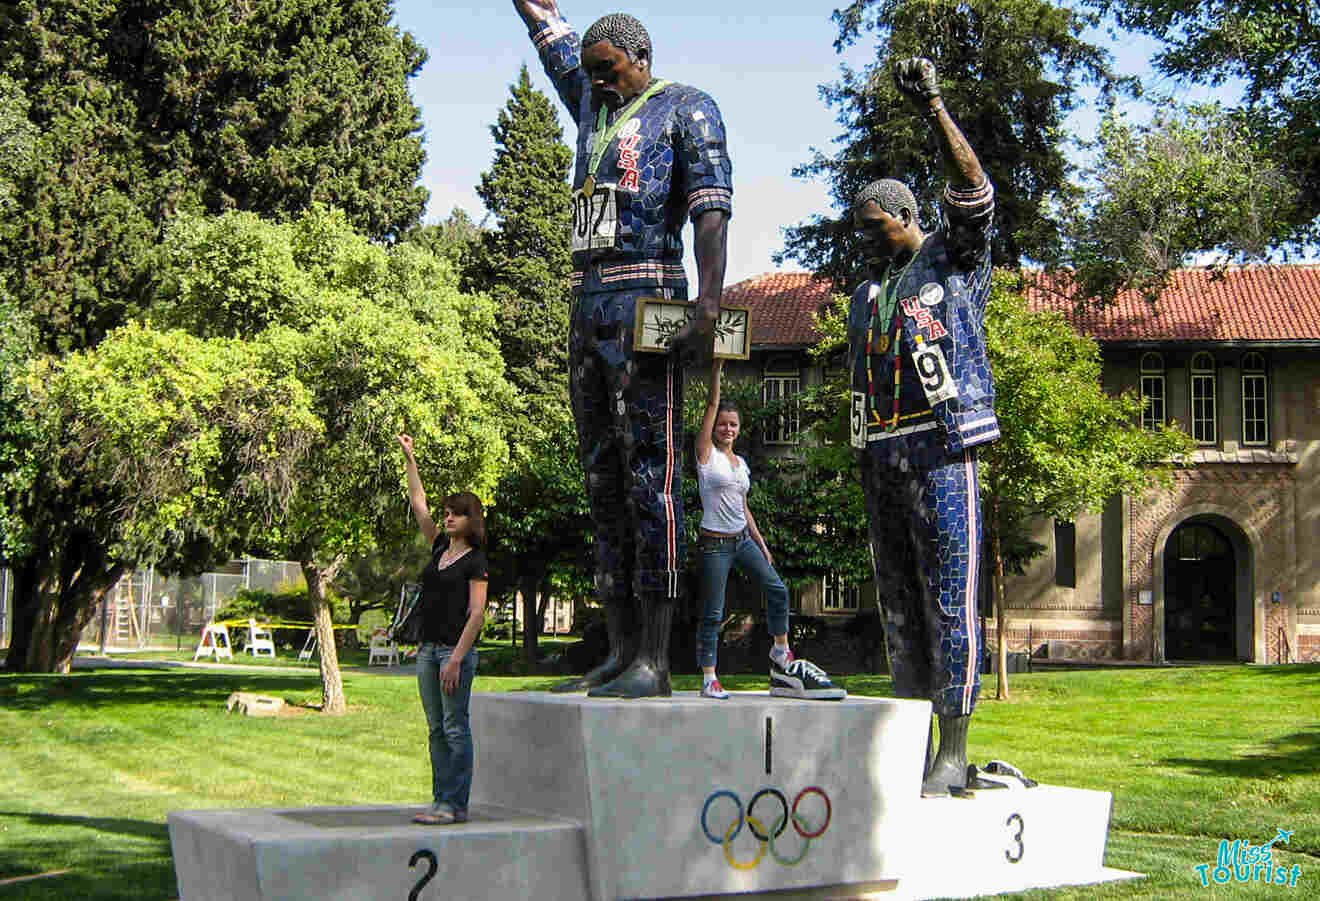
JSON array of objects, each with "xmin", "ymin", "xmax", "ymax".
[{"xmin": 393, "ymin": 1, "xmax": 1238, "ymax": 285}]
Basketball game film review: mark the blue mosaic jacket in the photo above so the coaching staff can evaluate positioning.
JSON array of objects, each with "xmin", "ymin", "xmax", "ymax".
[
  {"xmin": 847, "ymin": 180, "xmax": 999, "ymax": 455},
  {"xmin": 529, "ymin": 15, "xmax": 733, "ymax": 294}
]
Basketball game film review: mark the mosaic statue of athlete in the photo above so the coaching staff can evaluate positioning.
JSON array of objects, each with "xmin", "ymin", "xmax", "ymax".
[
  {"xmin": 513, "ymin": 0, "xmax": 732, "ymax": 698},
  {"xmin": 848, "ymin": 58, "xmax": 998, "ymax": 795}
]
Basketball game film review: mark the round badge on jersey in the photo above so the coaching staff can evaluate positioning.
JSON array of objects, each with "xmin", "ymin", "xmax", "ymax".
[
  {"xmin": 619, "ymin": 118, "xmax": 642, "ymax": 138},
  {"xmin": 919, "ymin": 283, "xmax": 944, "ymax": 306}
]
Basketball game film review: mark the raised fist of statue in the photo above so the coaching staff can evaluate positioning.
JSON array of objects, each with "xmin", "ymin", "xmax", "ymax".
[
  {"xmin": 513, "ymin": 0, "xmax": 560, "ymax": 25},
  {"xmin": 893, "ymin": 57, "xmax": 941, "ymax": 105}
]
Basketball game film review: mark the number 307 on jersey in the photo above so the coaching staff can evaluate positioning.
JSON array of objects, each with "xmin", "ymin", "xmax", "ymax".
[{"xmin": 572, "ymin": 185, "xmax": 619, "ymax": 253}]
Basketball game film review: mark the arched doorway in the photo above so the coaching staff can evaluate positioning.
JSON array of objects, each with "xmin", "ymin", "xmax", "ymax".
[{"xmin": 1163, "ymin": 521, "xmax": 1236, "ymax": 660}]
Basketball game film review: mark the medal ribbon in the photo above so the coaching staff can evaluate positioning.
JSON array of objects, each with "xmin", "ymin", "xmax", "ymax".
[
  {"xmin": 864, "ymin": 257, "xmax": 914, "ymax": 430},
  {"xmin": 584, "ymin": 79, "xmax": 671, "ymax": 191}
]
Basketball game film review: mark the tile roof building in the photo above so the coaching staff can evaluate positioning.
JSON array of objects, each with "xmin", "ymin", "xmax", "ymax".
[{"xmin": 720, "ymin": 265, "xmax": 1320, "ymax": 665}]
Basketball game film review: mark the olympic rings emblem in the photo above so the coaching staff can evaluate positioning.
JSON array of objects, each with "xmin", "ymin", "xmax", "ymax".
[{"xmin": 700, "ymin": 786, "xmax": 832, "ymax": 869}]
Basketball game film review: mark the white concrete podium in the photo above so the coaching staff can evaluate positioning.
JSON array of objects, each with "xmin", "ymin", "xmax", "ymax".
[{"xmin": 168, "ymin": 691, "xmax": 1140, "ymax": 900}]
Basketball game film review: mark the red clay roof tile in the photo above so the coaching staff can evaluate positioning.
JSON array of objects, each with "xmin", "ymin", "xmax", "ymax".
[
  {"xmin": 725, "ymin": 266, "xmax": 1320, "ymax": 346},
  {"xmin": 1022, "ymin": 266, "xmax": 1320, "ymax": 342},
  {"xmin": 722, "ymin": 271, "xmax": 836, "ymax": 347}
]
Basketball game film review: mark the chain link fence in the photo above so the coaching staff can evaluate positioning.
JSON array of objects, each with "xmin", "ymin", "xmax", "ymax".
[{"xmin": 64, "ymin": 559, "xmax": 307, "ymax": 652}]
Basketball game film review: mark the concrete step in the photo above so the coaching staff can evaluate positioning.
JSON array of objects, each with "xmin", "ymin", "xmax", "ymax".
[{"xmin": 168, "ymin": 804, "xmax": 589, "ymax": 901}]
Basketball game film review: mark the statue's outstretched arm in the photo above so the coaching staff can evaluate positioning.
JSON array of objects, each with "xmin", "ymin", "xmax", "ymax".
[{"xmin": 893, "ymin": 57, "xmax": 985, "ymax": 190}]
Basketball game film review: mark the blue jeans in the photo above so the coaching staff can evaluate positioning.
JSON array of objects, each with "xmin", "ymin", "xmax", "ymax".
[
  {"xmin": 696, "ymin": 533, "xmax": 790, "ymax": 670},
  {"xmin": 417, "ymin": 643, "xmax": 477, "ymax": 812}
]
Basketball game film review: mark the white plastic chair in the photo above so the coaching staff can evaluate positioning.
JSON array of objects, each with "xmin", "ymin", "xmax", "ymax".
[
  {"xmin": 193, "ymin": 621, "xmax": 233, "ymax": 661},
  {"xmin": 246, "ymin": 618, "xmax": 276, "ymax": 658},
  {"xmin": 368, "ymin": 629, "xmax": 399, "ymax": 666}
]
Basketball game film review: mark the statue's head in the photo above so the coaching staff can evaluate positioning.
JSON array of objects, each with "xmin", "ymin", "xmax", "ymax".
[
  {"xmin": 852, "ymin": 178, "xmax": 923, "ymax": 262},
  {"xmin": 582, "ymin": 13, "xmax": 653, "ymax": 109}
]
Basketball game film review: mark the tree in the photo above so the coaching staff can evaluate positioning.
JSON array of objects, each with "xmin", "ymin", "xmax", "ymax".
[
  {"xmin": 465, "ymin": 64, "xmax": 574, "ymax": 396},
  {"xmin": 1057, "ymin": 101, "xmax": 1301, "ymax": 306},
  {"xmin": 150, "ymin": 207, "xmax": 514, "ymax": 711},
  {"xmin": 780, "ymin": 0, "xmax": 1126, "ymax": 286},
  {"xmin": 0, "ymin": 0, "xmax": 429, "ymax": 353},
  {"xmin": 0, "ymin": 74, "xmax": 38, "ymax": 572},
  {"xmin": 979, "ymin": 271, "xmax": 1193, "ymax": 696},
  {"xmin": 406, "ymin": 208, "xmax": 483, "ymax": 271},
  {"xmin": 1088, "ymin": 0, "xmax": 1320, "ymax": 243},
  {"xmin": 5, "ymin": 325, "xmax": 320, "ymax": 672},
  {"xmin": 463, "ymin": 66, "xmax": 588, "ymax": 664}
]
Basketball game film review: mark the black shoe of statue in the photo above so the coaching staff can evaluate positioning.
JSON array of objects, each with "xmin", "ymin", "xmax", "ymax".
[
  {"xmin": 922, "ymin": 757, "xmax": 967, "ymax": 796},
  {"xmin": 921, "ymin": 713, "xmax": 972, "ymax": 796},
  {"xmin": 551, "ymin": 653, "xmax": 630, "ymax": 693},
  {"xmin": 586, "ymin": 660, "xmax": 671, "ymax": 698}
]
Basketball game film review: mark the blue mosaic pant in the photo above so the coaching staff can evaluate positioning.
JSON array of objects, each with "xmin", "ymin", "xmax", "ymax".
[
  {"xmin": 570, "ymin": 287, "xmax": 686, "ymax": 605},
  {"xmin": 858, "ymin": 432, "xmax": 983, "ymax": 716}
]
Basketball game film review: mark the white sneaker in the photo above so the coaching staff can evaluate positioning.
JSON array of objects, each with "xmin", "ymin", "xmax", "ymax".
[{"xmin": 700, "ymin": 678, "xmax": 730, "ymax": 699}]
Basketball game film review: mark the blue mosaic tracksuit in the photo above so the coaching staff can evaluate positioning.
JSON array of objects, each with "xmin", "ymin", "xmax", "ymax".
[
  {"xmin": 530, "ymin": 15, "xmax": 733, "ymax": 607},
  {"xmin": 847, "ymin": 180, "xmax": 997, "ymax": 717}
]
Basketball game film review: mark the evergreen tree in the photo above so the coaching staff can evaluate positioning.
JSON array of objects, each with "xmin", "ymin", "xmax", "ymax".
[
  {"xmin": 779, "ymin": 0, "xmax": 1125, "ymax": 287},
  {"xmin": 0, "ymin": 0, "xmax": 429, "ymax": 353},
  {"xmin": 463, "ymin": 66, "xmax": 588, "ymax": 662},
  {"xmin": 466, "ymin": 64, "xmax": 574, "ymax": 398}
]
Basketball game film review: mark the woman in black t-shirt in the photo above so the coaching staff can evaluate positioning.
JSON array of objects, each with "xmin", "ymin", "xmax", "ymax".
[{"xmin": 398, "ymin": 434, "xmax": 488, "ymax": 825}]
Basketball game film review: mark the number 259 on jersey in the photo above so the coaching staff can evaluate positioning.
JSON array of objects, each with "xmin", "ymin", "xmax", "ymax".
[{"xmin": 572, "ymin": 185, "xmax": 618, "ymax": 253}]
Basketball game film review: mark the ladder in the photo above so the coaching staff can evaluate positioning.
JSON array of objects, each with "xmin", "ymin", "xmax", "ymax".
[{"xmin": 113, "ymin": 581, "xmax": 139, "ymax": 647}]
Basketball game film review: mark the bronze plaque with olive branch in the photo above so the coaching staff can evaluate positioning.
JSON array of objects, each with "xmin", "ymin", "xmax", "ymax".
[{"xmin": 632, "ymin": 299, "xmax": 751, "ymax": 360}]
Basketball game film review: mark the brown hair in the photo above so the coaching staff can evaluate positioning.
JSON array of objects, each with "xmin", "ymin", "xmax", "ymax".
[{"xmin": 443, "ymin": 492, "xmax": 486, "ymax": 548}]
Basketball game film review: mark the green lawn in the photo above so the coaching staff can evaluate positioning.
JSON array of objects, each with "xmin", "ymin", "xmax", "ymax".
[{"xmin": 0, "ymin": 664, "xmax": 1315, "ymax": 899}]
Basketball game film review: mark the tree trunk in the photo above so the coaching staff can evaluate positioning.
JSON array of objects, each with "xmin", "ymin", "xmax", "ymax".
[
  {"xmin": 3, "ymin": 540, "xmax": 124, "ymax": 673},
  {"xmin": 520, "ymin": 569, "xmax": 543, "ymax": 665},
  {"xmin": 992, "ymin": 517, "xmax": 1010, "ymax": 701},
  {"xmin": 3, "ymin": 560, "xmax": 40, "ymax": 672},
  {"xmin": 535, "ymin": 572, "xmax": 555, "ymax": 634},
  {"xmin": 303, "ymin": 558, "xmax": 347, "ymax": 715},
  {"xmin": 50, "ymin": 564, "xmax": 125, "ymax": 673}
]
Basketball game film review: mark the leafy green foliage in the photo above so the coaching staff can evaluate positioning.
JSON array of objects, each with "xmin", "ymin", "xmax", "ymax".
[
  {"xmin": 0, "ymin": 0, "xmax": 428, "ymax": 353},
  {"xmin": 981, "ymin": 269, "xmax": 1194, "ymax": 527},
  {"xmin": 781, "ymin": 0, "xmax": 1126, "ymax": 285},
  {"xmin": 1089, "ymin": 0, "xmax": 1320, "ymax": 244},
  {"xmin": 216, "ymin": 587, "xmax": 351, "ymax": 626},
  {"xmin": 4, "ymin": 208, "xmax": 513, "ymax": 681},
  {"xmin": 1058, "ymin": 102, "xmax": 1302, "ymax": 305},
  {"xmin": 405, "ymin": 207, "xmax": 483, "ymax": 271}
]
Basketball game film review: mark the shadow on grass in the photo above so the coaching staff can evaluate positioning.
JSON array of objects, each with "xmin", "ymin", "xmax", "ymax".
[
  {"xmin": 0, "ymin": 811, "xmax": 177, "ymax": 901},
  {"xmin": 0, "ymin": 672, "xmax": 322, "ymax": 711},
  {"xmin": 0, "ymin": 809, "xmax": 169, "ymax": 843},
  {"xmin": 1161, "ymin": 727, "xmax": 1320, "ymax": 779}
]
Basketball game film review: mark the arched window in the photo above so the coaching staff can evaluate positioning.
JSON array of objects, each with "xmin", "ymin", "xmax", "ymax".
[
  {"xmin": 1139, "ymin": 352, "xmax": 1165, "ymax": 430},
  {"xmin": 1241, "ymin": 352, "xmax": 1268, "ymax": 446},
  {"xmin": 1190, "ymin": 352, "xmax": 1216, "ymax": 444},
  {"xmin": 762, "ymin": 357, "xmax": 801, "ymax": 445}
]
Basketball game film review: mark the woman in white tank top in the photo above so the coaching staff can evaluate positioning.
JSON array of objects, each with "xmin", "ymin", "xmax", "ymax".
[{"xmin": 694, "ymin": 359, "xmax": 844, "ymax": 700}]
